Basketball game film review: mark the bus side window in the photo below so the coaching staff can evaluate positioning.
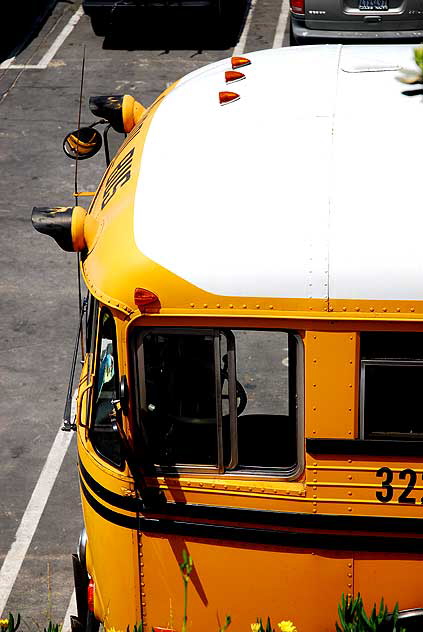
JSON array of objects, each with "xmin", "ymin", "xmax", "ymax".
[
  {"xmin": 141, "ymin": 330, "xmax": 219, "ymax": 467},
  {"xmin": 231, "ymin": 330, "xmax": 298, "ymax": 471},
  {"xmin": 136, "ymin": 328, "xmax": 300, "ymax": 476},
  {"xmin": 361, "ymin": 332, "xmax": 423, "ymax": 440},
  {"xmin": 90, "ymin": 309, "xmax": 123, "ymax": 468}
]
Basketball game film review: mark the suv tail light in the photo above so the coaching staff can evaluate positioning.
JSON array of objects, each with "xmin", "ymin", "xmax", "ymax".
[{"xmin": 290, "ymin": 0, "xmax": 304, "ymax": 13}]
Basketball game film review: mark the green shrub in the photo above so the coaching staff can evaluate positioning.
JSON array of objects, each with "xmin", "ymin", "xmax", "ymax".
[{"xmin": 336, "ymin": 594, "xmax": 405, "ymax": 632}]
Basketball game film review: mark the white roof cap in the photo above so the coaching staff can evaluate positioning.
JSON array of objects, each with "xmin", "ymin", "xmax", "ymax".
[{"xmin": 134, "ymin": 44, "xmax": 422, "ymax": 301}]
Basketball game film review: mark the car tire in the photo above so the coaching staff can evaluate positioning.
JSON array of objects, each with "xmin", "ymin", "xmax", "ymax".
[
  {"xmin": 289, "ymin": 19, "xmax": 298, "ymax": 46},
  {"xmin": 86, "ymin": 611, "xmax": 100, "ymax": 632}
]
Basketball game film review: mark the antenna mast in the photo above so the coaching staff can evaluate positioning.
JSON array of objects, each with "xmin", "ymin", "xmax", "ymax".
[{"xmin": 62, "ymin": 47, "xmax": 88, "ymax": 431}]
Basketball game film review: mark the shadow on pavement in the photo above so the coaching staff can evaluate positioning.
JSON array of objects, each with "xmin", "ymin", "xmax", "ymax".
[
  {"xmin": 0, "ymin": 0, "xmax": 63, "ymax": 63},
  {"xmin": 99, "ymin": 3, "xmax": 250, "ymax": 52}
]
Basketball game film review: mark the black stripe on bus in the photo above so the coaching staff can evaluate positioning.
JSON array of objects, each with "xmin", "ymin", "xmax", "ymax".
[
  {"xmin": 79, "ymin": 458, "xmax": 423, "ymax": 536},
  {"xmin": 79, "ymin": 459, "xmax": 141, "ymax": 512},
  {"xmin": 80, "ymin": 476, "xmax": 423, "ymax": 553},
  {"xmin": 307, "ymin": 438, "xmax": 423, "ymax": 457},
  {"xmin": 80, "ymin": 475, "xmax": 139, "ymax": 529}
]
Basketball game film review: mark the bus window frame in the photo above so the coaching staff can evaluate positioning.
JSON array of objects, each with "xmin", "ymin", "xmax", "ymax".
[
  {"xmin": 131, "ymin": 325, "xmax": 304, "ymax": 480},
  {"xmin": 89, "ymin": 307, "xmax": 125, "ymax": 470},
  {"xmin": 136, "ymin": 327, "xmax": 221, "ymax": 474},
  {"xmin": 85, "ymin": 295, "xmax": 99, "ymax": 356}
]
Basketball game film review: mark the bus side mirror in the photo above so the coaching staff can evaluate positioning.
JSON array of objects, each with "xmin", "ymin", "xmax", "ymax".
[
  {"xmin": 63, "ymin": 127, "xmax": 103, "ymax": 160},
  {"xmin": 89, "ymin": 94, "xmax": 145, "ymax": 133}
]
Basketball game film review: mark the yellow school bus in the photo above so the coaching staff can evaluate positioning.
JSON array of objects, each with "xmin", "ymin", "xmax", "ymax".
[{"xmin": 33, "ymin": 43, "xmax": 423, "ymax": 632}]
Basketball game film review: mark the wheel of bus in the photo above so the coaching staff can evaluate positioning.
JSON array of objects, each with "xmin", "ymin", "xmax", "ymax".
[{"xmin": 86, "ymin": 610, "xmax": 100, "ymax": 632}]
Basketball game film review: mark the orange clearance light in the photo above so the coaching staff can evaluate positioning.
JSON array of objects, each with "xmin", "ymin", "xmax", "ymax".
[
  {"xmin": 225, "ymin": 70, "xmax": 245, "ymax": 84},
  {"xmin": 219, "ymin": 91, "xmax": 240, "ymax": 106},
  {"xmin": 87, "ymin": 579, "xmax": 95, "ymax": 612},
  {"xmin": 231, "ymin": 56, "xmax": 251, "ymax": 69},
  {"xmin": 134, "ymin": 288, "xmax": 160, "ymax": 312}
]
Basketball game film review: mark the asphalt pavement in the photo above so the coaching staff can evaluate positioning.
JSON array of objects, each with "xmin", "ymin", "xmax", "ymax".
[{"xmin": 0, "ymin": 1, "xmax": 291, "ymax": 628}]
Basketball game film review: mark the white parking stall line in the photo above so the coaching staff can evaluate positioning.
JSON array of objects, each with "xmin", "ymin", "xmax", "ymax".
[
  {"xmin": 0, "ymin": 57, "xmax": 16, "ymax": 70},
  {"xmin": 0, "ymin": 6, "xmax": 84, "ymax": 71},
  {"xmin": 272, "ymin": 0, "xmax": 289, "ymax": 48},
  {"xmin": 38, "ymin": 6, "xmax": 84, "ymax": 69},
  {"xmin": 0, "ymin": 392, "xmax": 77, "ymax": 616},
  {"xmin": 62, "ymin": 590, "xmax": 77, "ymax": 632},
  {"xmin": 1, "ymin": 65, "xmax": 43, "ymax": 70},
  {"xmin": 233, "ymin": 0, "xmax": 258, "ymax": 56}
]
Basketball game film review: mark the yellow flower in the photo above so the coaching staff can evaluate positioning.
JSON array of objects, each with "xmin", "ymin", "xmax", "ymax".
[
  {"xmin": 278, "ymin": 622, "xmax": 297, "ymax": 632},
  {"xmin": 0, "ymin": 621, "xmax": 8, "ymax": 628},
  {"xmin": 251, "ymin": 624, "xmax": 261, "ymax": 632}
]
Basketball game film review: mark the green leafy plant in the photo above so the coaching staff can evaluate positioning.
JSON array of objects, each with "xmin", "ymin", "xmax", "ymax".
[
  {"xmin": 43, "ymin": 623, "xmax": 60, "ymax": 632},
  {"xmin": 414, "ymin": 46, "xmax": 423, "ymax": 74},
  {"xmin": 179, "ymin": 550, "xmax": 193, "ymax": 632},
  {"xmin": 219, "ymin": 615, "xmax": 231, "ymax": 632},
  {"xmin": 397, "ymin": 46, "xmax": 423, "ymax": 84},
  {"xmin": 0, "ymin": 614, "xmax": 62, "ymax": 632},
  {"xmin": 0, "ymin": 614, "xmax": 21, "ymax": 632},
  {"xmin": 336, "ymin": 593, "xmax": 405, "ymax": 632},
  {"xmin": 251, "ymin": 617, "xmax": 275, "ymax": 632},
  {"xmin": 179, "ymin": 551, "xmax": 232, "ymax": 632},
  {"xmin": 251, "ymin": 618, "xmax": 297, "ymax": 632}
]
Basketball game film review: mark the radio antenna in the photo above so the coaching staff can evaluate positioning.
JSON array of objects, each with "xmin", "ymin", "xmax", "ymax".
[
  {"xmin": 62, "ymin": 48, "xmax": 88, "ymax": 431},
  {"xmin": 75, "ymin": 47, "xmax": 86, "ymax": 360},
  {"xmin": 74, "ymin": 45, "xmax": 86, "ymax": 202}
]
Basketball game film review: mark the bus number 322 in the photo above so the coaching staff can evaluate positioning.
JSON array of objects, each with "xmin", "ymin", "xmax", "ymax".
[{"xmin": 376, "ymin": 466, "xmax": 423, "ymax": 504}]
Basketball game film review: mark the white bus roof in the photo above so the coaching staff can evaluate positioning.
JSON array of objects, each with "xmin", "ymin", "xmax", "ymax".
[{"xmin": 133, "ymin": 44, "xmax": 423, "ymax": 304}]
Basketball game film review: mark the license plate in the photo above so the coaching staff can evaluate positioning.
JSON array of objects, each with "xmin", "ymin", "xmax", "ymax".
[{"xmin": 359, "ymin": 0, "xmax": 388, "ymax": 9}]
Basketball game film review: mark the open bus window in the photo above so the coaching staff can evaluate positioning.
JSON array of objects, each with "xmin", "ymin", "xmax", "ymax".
[
  {"xmin": 90, "ymin": 310, "xmax": 123, "ymax": 468},
  {"xmin": 361, "ymin": 332, "xmax": 423, "ymax": 440},
  {"xmin": 233, "ymin": 330, "xmax": 297, "ymax": 469},
  {"xmin": 134, "ymin": 328, "xmax": 300, "ymax": 476}
]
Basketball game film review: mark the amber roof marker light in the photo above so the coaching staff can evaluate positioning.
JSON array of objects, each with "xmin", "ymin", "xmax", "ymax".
[
  {"xmin": 219, "ymin": 91, "xmax": 240, "ymax": 106},
  {"xmin": 134, "ymin": 288, "xmax": 161, "ymax": 313},
  {"xmin": 225, "ymin": 71, "xmax": 246, "ymax": 84},
  {"xmin": 231, "ymin": 56, "xmax": 251, "ymax": 69}
]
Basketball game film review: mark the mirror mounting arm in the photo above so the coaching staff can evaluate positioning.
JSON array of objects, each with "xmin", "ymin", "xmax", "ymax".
[{"xmin": 103, "ymin": 124, "xmax": 112, "ymax": 166}]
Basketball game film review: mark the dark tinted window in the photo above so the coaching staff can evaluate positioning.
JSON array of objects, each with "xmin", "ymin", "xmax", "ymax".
[
  {"xmin": 135, "ymin": 328, "xmax": 299, "ymax": 474},
  {"xmin": 361, "ymin": 333, "xmax": 423, "ymax": 439},
  {"xmin": 142, "ymin": 331, "xmax": 219, "ymax": 466}
]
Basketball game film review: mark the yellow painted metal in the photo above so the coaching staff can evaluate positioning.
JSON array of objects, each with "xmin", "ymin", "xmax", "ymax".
[
  {"xmin": 141, "ymin": 535, "xmax": 352, "ymax": 632},
  {"xmin": 73, "ymin": 308, "xmax": 423, "ymax": 631},
  {"xmin": 305, "ymin": 331, "xmax": 359, "ymax": 439},
  {"xmin": 68, "ymin": 83, "xmax": 423, "ymax": 632}
]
